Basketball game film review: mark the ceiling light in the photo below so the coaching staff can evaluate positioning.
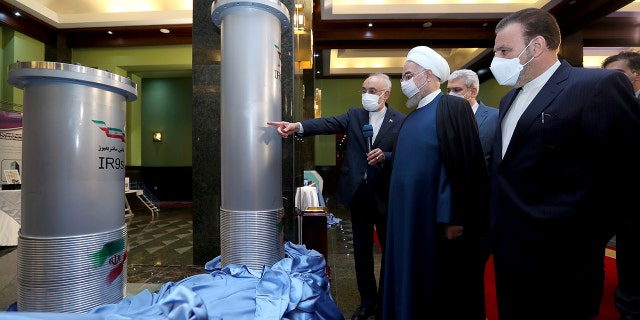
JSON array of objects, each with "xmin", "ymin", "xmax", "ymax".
[
  {"xmin": 107, "ymin": 31, "xmax": 113, "ymax": 35},
  {"xmin": 160, "ymin": 28, "xmax": 170, "ymax": 34},
  {"xmin": 423, "ymin": 22, "xmax": 433, "ymax": 28},
  {"xmin": 368, "ymin": 23, "xmax": 373, "ymax": 27},
  {"xmin": 14, "ymin": 12, "xmax": 21, "ymax": 17}
]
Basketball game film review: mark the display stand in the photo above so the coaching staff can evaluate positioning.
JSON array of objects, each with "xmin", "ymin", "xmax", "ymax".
[{"xmin": 297, "ymin": 206, "xmax": 330, "ymax": 279}]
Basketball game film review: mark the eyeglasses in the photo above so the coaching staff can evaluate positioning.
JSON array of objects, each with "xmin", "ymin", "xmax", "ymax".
[
  {"xmin": 401, "ymin": 69, "xmax": 427, "ymax": 82},
  {"xmin": 361, "ymin": 88, "xmax": 385, "ymax": 95}
]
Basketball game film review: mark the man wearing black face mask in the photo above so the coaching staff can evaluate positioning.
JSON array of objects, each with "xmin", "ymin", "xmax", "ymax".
[{"xmin": 488, "ymin": 8, "xmax": 640, "ymax": 320}]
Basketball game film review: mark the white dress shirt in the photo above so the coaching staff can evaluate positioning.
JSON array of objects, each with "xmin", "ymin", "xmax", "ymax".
[{"xmin": 501, "ymin": 61, "xmax": 561, "ymax": 157}]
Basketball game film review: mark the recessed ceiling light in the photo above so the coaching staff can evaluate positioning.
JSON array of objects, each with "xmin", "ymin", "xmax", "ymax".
[
  {"xmin": 107, "ymin": 31, "xmax": 113, "ymax": 35},
  {"xmin": 368, "ymin": 23, "xmax": 373, "ymax": 27},
  {"xmin": 160, "ymin": 28, "xmax": 170, "ymax": 34},
  {"xmin": 423, "ymin": 22, "xmax": 433, "ymax": 28},
  {"xmin": 14, "ymin": 12, "xmax": 21, "ymax": 17}
]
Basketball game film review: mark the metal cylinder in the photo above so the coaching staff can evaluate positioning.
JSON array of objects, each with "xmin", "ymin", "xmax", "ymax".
[
  {"xmin": 212, "ymin": 0, "xmax": 290, "ymax": 270},
  {"xmin": 7, "ymin": 61, "xmax": 137, "ymax": 312}
]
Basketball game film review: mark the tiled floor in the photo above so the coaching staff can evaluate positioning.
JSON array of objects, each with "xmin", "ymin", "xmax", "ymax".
[{"xmin": 0, "ymin": 200, "xmax": 376, "ymax": 318}]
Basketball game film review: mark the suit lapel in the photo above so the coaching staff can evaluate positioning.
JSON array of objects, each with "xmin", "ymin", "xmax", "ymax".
[
  {"xmin": 359, "ymin": 108, "xmax": 370, "ymax": 147},
  {"xmin": 475, "ymin": 107, "xmax": 487, "ymax": 127},
  {"xmin": 373, "ymin": 107, "xmax": 396, "ymax": 147},
  {"xmin": 495, "ymin": 89, "xmax": 521, "ymax": 167},
  {"xmin": 507, "ymin": 61, "xmax": 569, "ymax": 156}
]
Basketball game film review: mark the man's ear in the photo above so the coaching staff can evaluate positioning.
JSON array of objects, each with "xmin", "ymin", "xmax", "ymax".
[
  {"xmin": 532, "ymin": 35, "xmax": 545, "ymax": 57},
  {"xmin": 470, "ymin": 87, "xmax": 479, "ymax": 98},
  {"xmin": 631, "ymin": 70, "xmax": 640, "ymax": 83}
]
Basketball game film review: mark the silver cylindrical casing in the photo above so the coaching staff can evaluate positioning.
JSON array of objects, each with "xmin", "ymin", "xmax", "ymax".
[
  {"xmin": 8, "ymin": 61, "xmax": 137, "ymax": 237},
  {"xmin": 212, "ymin": 0, "xmax": 289, "ymax": 270},
  {"xmin": 8, "ymin": 61, "xmax": 137, "ymax": 312}
]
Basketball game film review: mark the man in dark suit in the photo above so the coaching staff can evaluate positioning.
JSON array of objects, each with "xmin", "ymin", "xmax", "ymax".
[
  {"xmin": 446, "ymin": 69, "xmax": 499, "ymax": 167},
  {"xmin": 268, "ymin": 73, "xmax": 405, "ymax": 320},
  {"xmin": 603, "ymin": 50, "xmax": 640, "ymax": 98},
  {"xmin": 602, "ymin": 50, "xmax": 640, "ymax": 320},
  {"xmin": 488, "ymin": 8, "xmax": 640, "ymax": 320}
]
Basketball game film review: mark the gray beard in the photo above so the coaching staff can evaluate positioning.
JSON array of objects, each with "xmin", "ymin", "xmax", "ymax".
[{"xmin": 406, "ymin": 94, "xmax": 421, "ymax": 109}]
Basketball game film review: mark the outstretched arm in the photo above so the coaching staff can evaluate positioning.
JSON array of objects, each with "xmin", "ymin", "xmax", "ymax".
[{"xmin": 266, "ymin": 121, "xmax": 301, "ymax": 138}]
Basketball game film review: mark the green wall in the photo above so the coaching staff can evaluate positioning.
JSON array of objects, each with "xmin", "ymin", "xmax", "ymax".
[
  {"xmin": 0, "ymin": 30, "xmax": 193, "ymax": 168},
  {"xmin": 71, "ymin": 45, "xmax": 192, "ymax": 166},
  {"xmin": 141, "ymin": 77, "xmax": 192, "ymax": 166},
  {"xmin": 1, "ymin": 27, "xmax": 44, "ymax": 111},
  {"xmin": 477, "ymin": 77, "xmax": 512, "ymax": 107}
]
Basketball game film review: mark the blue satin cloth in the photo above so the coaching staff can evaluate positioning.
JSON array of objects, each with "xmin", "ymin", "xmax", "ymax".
[{"xmin": 1, "ymin": 242, "xmax": 343, "ymax": 320}]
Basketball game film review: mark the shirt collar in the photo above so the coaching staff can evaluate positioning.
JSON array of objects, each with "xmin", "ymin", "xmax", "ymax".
[
  {"xmin": 522, "ymin": 60, "xmax": 561, "ymax": 92},
  {"xmin": 417, "ymin": 89, "xmax": 442, "ymax": 109},
  {"xmin": 471, "ymin": 101, "xmax": 479, "ymax": 114},
  {"xmin": 369, "ymin": 105, "xmax": 387, "ymax": 116}
]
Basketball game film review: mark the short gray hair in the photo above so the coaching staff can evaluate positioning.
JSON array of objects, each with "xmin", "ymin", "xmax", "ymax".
[
  {"xmin": 448, "ymin": 69, "xmax": 479, "ymax": 90},
  {"xmin": 368, "ymin": 73, "xmax": 392, "ymax": 91}
]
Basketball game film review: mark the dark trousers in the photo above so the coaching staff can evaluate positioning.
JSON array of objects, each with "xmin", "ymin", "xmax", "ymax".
[
  {"xmin": 615, "ymin": 216, "xmax": 640, "ymax": 320},
  {"xmin": 350, "ymin": 180, "xmax": 387, "ymax": 309},
  {"xmin": 433, "ymin": 224, "xmax": 488, "ymax": 320},
  {"xmin": 591, "ymin": 215, "xmax": 640, "ymax": 320},
  {"xmin": 492, "ymin": 211, "xmax": 602, "ymax": 320}
]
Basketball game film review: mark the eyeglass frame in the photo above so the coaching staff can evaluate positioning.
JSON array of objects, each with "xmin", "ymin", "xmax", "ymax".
[
  {"xmin": 400, "ymin": 69, "xmax": 428, "ymax": 83},
  {"xmin": 360, "ymin": 88, "xmax": 387, "ymax": 95}
]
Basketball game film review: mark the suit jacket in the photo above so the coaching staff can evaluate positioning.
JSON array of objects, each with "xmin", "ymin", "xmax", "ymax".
[
  {"xmin": 490, "ymin": 60, "xmax": 640, "ymax": 227},
  {"xmin": 474, "ymin": 101, "xmax": 499, "ymax": 167},
  {"xmin": 300, "ymin": 104, "xmax": 405, "ymax": 210}
]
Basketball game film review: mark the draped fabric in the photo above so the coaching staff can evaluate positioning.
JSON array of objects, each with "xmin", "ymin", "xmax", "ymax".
[{"xmin": 1, "ymin": 242, "xmax": 343, "ymax": 320}]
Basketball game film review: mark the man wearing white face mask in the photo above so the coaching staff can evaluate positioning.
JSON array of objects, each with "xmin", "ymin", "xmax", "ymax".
[
  {"xmin": 267, "ymin": 73, "xmax": 405, "ymax": 320},
  {"xmin": 447, "ymin": 69, "xmax": 499, "ymax": 167},
  {"xmin": 382, "ymin": 46, "xmax": 489, "ymax": 319},
  {"xmin": 488, "ymin": 8, "xmax": 640, "ymax": 320}
]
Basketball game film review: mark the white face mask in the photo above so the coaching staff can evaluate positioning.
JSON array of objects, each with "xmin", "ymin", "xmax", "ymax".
[
  {"xmin": 401, "ymin": 79, "xmax": 420, "ymax": 99},
  {"xmin": 490, "ymin": 40, "xmax": 534, "ymax": 86},
  {"xmin": 401, "ymin": 69, "xmax": 427, "ymax": 99},
  {"xmin": 449, "ymin": 91, "xmax": 469, "ymax": 100},
  {"xmin": 362, "ymin": 92, "xmax": 382, "ymax": 111}
]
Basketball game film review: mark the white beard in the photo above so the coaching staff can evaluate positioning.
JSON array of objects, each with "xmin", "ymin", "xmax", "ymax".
[{"xmin": 406, "ymin": 94, "xmax": 421, "ymax": 109}]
